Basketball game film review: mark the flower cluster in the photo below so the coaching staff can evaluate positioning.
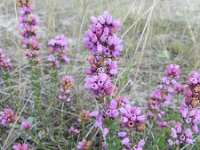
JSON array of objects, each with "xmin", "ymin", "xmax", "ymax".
[
  {"xmin": 105, "ymin": 99, "xmax": 119, "ymax": 119},
  {"xmin": 78, "ymin": 110, "xmax": 90, "ymax": 123},
  {"xmin": 167, "ymin": 71, "xmax": 200, "ymax": 146},
  {"xmin": 84, "ymin": 73, "xmax": 113, "ymax": 98},
  {"xmin": 155, "ymin": 121, "xmax": 169, "ymax": 128},
  {"xmin": 0, "ymin": 49, "xmax": 12, "ymax": 71},
  {"xmin": 83, "ymin": 11, "xmax": 123, "ymax": 98},
  {"xmin": 77, "ymin": 139, "xmax": 91, "ymax": 150},
  {"xmin": 168, "ymin": 122, "xmax": 193, "ymax": 146},
  {"xmin": 179, "ymin": 101, "xmax": 200, "ymax": 133},
  {"xmin": 120, "ymin": 105, "xmax": 145, "ymax": 131},
  {"xmin": 147, "ymin": 64, "xmax": 184, "ymax": 118},
  {"xmin": 47, "ymin": 34, "xmax": 69, "ymax": 68},
  {"xmin": 175, "ymin": 71, "xmax": 200, "ymax": 136},
  {"xmin": 21, "ymin": 121, "xmax": 32, "ymax": 130},
  {"xmin": 69, "ymin": 126, "xmax": 79, "ymax": 135},
  {"xmin": 12, "ymin": 143, "xmax": 29, "ymax": 150},
  {"xmin": 186, "ymin": 71, "xmax": 200, "ymax": 107},
  {"xmin": 118, "ymin": 131, "xmax": 145, "ymax": 150},
  {"xmin": 83, "ymin": 11, "xmax": 122, "ymax": 58},
  {"xmin": 58, "ymin": 75, "xmax": 73, "ymax": 102},
  {"xmin": 17, "ymin": 0, "xmax": 40, "ymax": 58},
  {"xmin": 84, "ymin": 55, "xmax": 118, "ymax": 76},
  {"xmin": 90, "ymin": 110, "xmax": 103, "ymax": 127},
  {"xmin": 0, "ymin": 108, "xmax": 15, "ymax": 127},
  {"xmin": 165, "ymin": 64, "xmax": 181, "ymax": 78}
]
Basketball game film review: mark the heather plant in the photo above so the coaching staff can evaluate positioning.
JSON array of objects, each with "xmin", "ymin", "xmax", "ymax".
[
  {"xmin": 147, "ymin": 65, "xmax": 200, "ymax": 149},
  {"xmin": 17, "ymin": 0, "xmax": 42, "ymax": 113},
  {"xmin": 0, "ymin": 1, "xmax": 200, "ymax": 150},
  {"xmin": 76, "ymin": 11, "xmax": 146, "ymax": 150}
]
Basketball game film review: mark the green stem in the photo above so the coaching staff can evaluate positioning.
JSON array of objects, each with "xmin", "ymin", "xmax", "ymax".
[
  {"xmin": 82, "ymin": 120, "xmax": 85, "ymax": 136},
  {"xmin": 30, "ymin": 59, "xmax": 41, "ymax": 114},
  {"xmin": 49, "ymin": 69, "xmax": 58, "ymax": 107}
]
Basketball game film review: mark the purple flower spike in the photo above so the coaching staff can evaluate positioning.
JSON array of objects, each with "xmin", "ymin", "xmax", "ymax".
[{"xmin": 17, "ymin": 1, "xmax": 40, "ymax": 59}]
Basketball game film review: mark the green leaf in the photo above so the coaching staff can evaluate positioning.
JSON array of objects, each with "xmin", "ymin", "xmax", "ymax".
[
  {"xmin": 27, "ymin": 116, "xmax": 35, "ymax": 123},
  {"xmin": 157, "ymin": 50, "xmax": 170, "ymax": 59}
]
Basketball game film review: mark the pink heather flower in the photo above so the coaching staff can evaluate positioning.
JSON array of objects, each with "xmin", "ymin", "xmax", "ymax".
[
  {"xmin": 119, "ymin": 105, "xmax": 145, "ymax": 131},
  {"xmin": 68, "ymin": 126, "xmax": 79, "ymax": 135},
  {"xmin": 179, "ymin": 100, "xmax": 200, "ymax": 133},
  {"xmin": 102, "ymin": 141, "xmax": 106, "ymax": 149},
  {"xmin": 21, "ymin": 121, "xmax": 32, "ymax": 130},
  {"xmin": 21, "ymin": 25, "xmax": 36, "ymax": 38},
  {"xmin": 84, "ymin": 73, "xmax": 113, "ymax": 97},
  {"xmin": 173, "ymin": 82, "xmax": 188, "ymax": 94},
  {"xmin": 58, "ymin": 75, "xmax": 73, "ymax": 102},
  {"xmin": 185, "ymin": 71, "xmax": 200, "ymax": 107},
  {"xmin": 47, "ymin": 35, "xmax": 69, "ymax": 68},
  {"xmin": 0, "ymin": 48, "xmax": 5, "ymax": 59},
  {"xmin": 90, "ymin": 110, "xmax": 103, "ymax": 127},
  {"xmin": 168, "ymin": 139, "xmax": 174, "ymax": 146},
  {"xmin": 85, "ymin": 57, "xmax": 118, "ymax": 76},
  {"xmin": 90, "ymin": 111, "xmax": 99, "ymax": 117},
  {"xmin": 12, "ymin": 143, "xmax": 28, "ymax": 150},
  {"xmin": 168, "ymin": 122, "xmax": 194, "ymax": 145},
  {"xmin": 131, "ymin": 140, "xmax": 145, "ymax": 150},
  {"xmin": 118, "ymin": 130, "xmax": 145, "ymax": 149},
  {"xmin": 105, "ymin": 59, "xmax": 118, "ymax": 75},
  {"xmin": 48, "ymin": 55, "xmax": 60, "ymax": 68},
  {"xmin": 155, "ymin": 121, "xmax": 170, "ymax": 128},
  {"xmin": 118, "ymin": 131, "xmax": 127, "ymax": 138},
  {"xmin": 19, "ymin": 16, "xmax": 37, "ymax": 27},
  {"xmin": 83, "ymin": 11, "xmax": 122, "ymax": 58},
  {"xmin": 165, "ymin": 64, "xmax": 181, "ymax": 78},
  {"xmin": 188, "ymin": 71, "xmax": 200, "ymax": 85},
  {"xmin": 78, "ymin": 110, "xmax": 90, "ymax": 123},
  {"xmin": 0, "ymin": 109, "xmax": 15, "ymax": 127},
  {"xmin": 23, "ymin": 37, "xmax": 40, "ymax": 50},
  {"xmin": 94, "ymin": 116, "xmax": 103, "ymax": 127},
  {"xmin": 116, "ymin": 96, "xmax": 129, "ymax": 108},
  {"xmin": 2, "ymin": 58, "xmax": 12, "ymax": 70},
  {"xmin": 121, "ymin": 137, "xmax": 130, "ymax": 147},
  {"xmin": 77, "ymin": 139, "xmax": 91, "ymax": 150},
  {"xmin": 102, "ymin": 127, "xmax": 109, "ymax": 136},
  {"xmin": 48, "ymin": 34, "xmax": 67, "ymax": 52},
  {"xmin": 0, "ymin": 49, "xmax": 12, "ymax": 71},
  {"xmin": 105, "ymin": 99, "xmax": 119, "ymax": 119}
]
